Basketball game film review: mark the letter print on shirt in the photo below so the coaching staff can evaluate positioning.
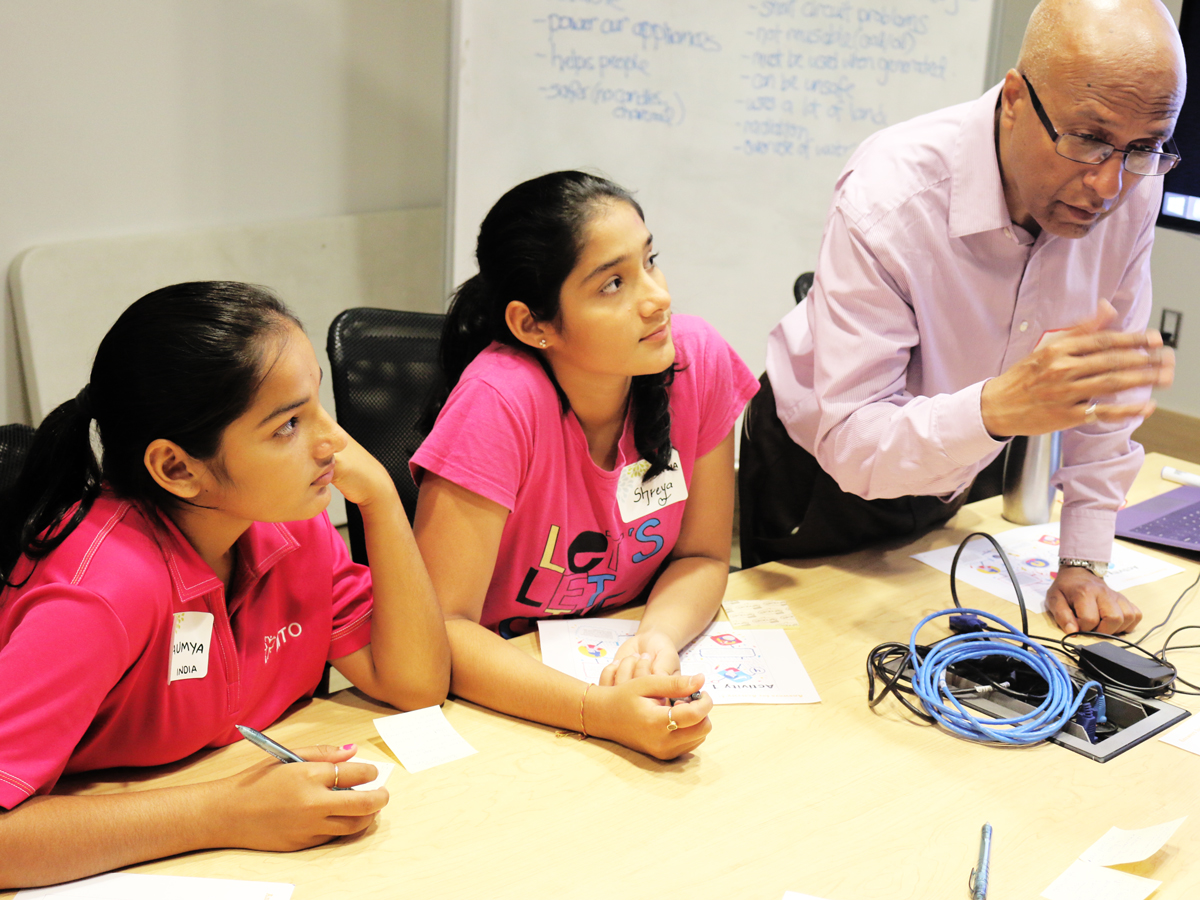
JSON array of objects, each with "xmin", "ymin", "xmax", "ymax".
[
  {"xmin": 169, "ymin": 611, "xmax": 214, "ymax": 683},
  {"xmin": 263, "ymin": 621, "xmax": 305, "ymax": 664}
]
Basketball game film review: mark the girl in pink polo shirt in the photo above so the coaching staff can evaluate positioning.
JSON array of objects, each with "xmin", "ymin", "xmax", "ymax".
[
  {"xmin": 0, "ymin": 282, "xmax": 449, "ymax": 888},
  {"xmin": 412, "ymin": 171, "xmax": 758, "ymax": 760}
]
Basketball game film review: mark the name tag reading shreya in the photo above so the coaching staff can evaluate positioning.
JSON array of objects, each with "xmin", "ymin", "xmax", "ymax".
[
  {"xmin": 616, "ymin": 449, "xmax": 688, "ymax": 523},
  {"xmin": 169, "ymin": 611, "xmax": 214, "ymax": 683}
]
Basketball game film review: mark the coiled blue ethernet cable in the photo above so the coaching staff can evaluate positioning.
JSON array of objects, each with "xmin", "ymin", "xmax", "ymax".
[{"xmin": 909, "ymin": 607, "xmax": 1102, "ymax": 745}]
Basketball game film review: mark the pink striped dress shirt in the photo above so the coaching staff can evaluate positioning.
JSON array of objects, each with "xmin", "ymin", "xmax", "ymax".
[{"xmin": 765, "ymin": 84, "xmax": 1160, "ymax": 563}]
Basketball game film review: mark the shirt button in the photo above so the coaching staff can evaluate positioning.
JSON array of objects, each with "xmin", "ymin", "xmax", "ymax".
[
  {"xmin": 1019, "ymin": 321, "xmax": 1029, "ymax": 332},
  {"xmin": 1004, "ymin": 228, "xmax": 1014, "ymax": 241}
]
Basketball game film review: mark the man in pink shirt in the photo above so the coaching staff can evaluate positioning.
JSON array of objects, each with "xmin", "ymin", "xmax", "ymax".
[{"xmin": 740, "ymin": 0, "xmax": 1182, "ymax": 636}]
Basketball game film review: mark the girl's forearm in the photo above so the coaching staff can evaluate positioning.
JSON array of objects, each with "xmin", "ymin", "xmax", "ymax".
[
  {"xmin": 0, "ymin": 782, "xmax": 225, "ymax": 889},
  {"xmin": 638, "ymin": 555, "xmax": 728, "ymax": 647},
  {"xmin": 358, "ymin": 494, "xmax": 451, "ymax": 709},
  {"xmin": 445, "ymin": 617, "xmax": 591, "ymax": 732}
]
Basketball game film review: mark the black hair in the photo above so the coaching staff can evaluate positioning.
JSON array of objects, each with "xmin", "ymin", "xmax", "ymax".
[
  {"xmin": 422, "ymin": 170, "xmax": 676, "ymax": 480},
  {"xmin": 0, "ymin": 281, "xmax": 300, "ymax": 587}
]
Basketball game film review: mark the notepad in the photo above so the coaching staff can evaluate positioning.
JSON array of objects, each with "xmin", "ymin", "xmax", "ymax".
[
  {"xmin": 374, "ymin": 705, "xmax": 477, "ymax": 773},
  {"xmin": 17, "ymin": 873, "xmax": 293, "ymax": 898},
  {"xmin": 347, "ymin": 754, "xmax": 395, "ymax": 791},
  {"xmin": 1040, "ymin": 817, "xmax": 1187, "ymax": 900}
]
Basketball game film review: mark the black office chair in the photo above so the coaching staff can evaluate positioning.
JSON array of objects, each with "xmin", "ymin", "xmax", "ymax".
[
  {"xmin": 327, "ymin": 308, "xmax": 445, "ymax": 565},
  {"xmin": 793, "ymin": 272, "xmax": 814, "ymax": 304},
  {"xmin": 0, "ymin": 423, "xmax": 35, "ymax": 496}
]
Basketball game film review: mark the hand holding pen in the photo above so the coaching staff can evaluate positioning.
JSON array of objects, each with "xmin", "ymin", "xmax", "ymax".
[
  {"xmin": 203, "ymin": 727, "xmax": 389, "ymax": 851},
  {"xmin": 236, "ymin": 724, "xmax": 385, "ymax": 792}
]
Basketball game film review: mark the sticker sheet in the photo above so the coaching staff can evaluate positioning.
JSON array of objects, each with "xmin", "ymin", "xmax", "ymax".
[{"xmin": 538, "ymin": 619, "xmax": 820, "ymax": 704}]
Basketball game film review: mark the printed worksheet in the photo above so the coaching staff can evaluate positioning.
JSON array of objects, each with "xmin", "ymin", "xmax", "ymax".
[
  {"xmin": 912, "ymin": 524, "xmax": 1184, "ymax": 613},
  {"xmin": 537, "ymin": 620, "xmax": 820, "ymax": 704}
]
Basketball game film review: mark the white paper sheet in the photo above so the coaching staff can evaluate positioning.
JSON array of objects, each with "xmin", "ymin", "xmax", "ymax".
[
  {"xmin": 1040, "ymin": 860, "xmax": 1161, "ymax": 900},
  {"xmin": 1159, "ymin": 715, "xmax": 1200, "ymax": 756},
  {"xmin": 782, "ymin": 893, "xmax": 832, "ymax": 900},
  {"xmin": 17, "ymin": 873, "xmax": 293, "ymax": 899},
  {"xmin": 912, "ymin": 524, "xmax": 1184, "ymax": 613},
  {"xmin": 537, "ymin": 620, "xmax": 820, "ymax": 704},
  {"xmin": 373, "ymin": 705, "xmax": 478, "ymax": 773},
  {"xmin": 1078, "ymin": 817, "xmax": 1187, "ymax": 866},
  {"xmin": 346, "ymin": 754, "xmax": 395, "ymax": 791},
  {"xmin": 722, "ymin": 599, "xmax": 800, "ymax": 628}
]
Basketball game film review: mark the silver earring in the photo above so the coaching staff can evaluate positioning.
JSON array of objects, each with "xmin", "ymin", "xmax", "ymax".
[{"xmin": 539, "ymin": 338, "xmax": 548, "ymax": 348}]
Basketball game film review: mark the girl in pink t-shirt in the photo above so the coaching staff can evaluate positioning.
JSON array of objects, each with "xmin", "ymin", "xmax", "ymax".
[
  {"xmin": 413, "ymin": 171, "xmax": 758, "ymax": 761},
  {"xmin": 0, "ymin": 283, "xmax": 449, "ymax": 887}
]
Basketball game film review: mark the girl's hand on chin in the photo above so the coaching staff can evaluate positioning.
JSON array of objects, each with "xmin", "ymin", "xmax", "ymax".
[{"xmin": 330, "ymin": 436, "xmax": 398, "ymax": 510}]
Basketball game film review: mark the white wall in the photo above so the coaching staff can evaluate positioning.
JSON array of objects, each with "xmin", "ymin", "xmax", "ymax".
[
  {"xmin": 4, "ymin": 0, "xmax": 1198, "ymax": 422},
  {"xmin": 0, "ymin": 0, "xmax": 450, "ymax": 425}
]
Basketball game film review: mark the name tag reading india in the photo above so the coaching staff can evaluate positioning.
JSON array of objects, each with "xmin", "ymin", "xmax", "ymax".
[
  {"xmin": 616, "ymin": 449, "xmax": 687, "ymax": 523},
  {"xmin": 169, "ymin": 611, "xmax": 214, "ymax": 683}
]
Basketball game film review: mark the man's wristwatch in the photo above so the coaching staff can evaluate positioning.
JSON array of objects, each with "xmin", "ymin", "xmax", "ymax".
[{"xmin": 1059, "ymin": 558, "xmax": 1109, "ymax": 578}]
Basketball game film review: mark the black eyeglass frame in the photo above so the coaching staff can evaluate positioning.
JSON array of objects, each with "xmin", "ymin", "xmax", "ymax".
[{"xmin": 1020, "ymin": 73, "xmax": 1181, "ymax": 176}]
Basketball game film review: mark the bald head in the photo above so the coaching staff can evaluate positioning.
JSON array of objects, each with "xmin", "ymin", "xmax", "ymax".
[{"xmin": 1018, "ymin": 0, "xmax": 1185, "ymax": 116}]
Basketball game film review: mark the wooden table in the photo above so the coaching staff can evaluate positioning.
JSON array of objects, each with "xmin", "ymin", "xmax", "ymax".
[{"xmin": 11, "ymin": 453, "xmax": 1200, "ymax": 899}]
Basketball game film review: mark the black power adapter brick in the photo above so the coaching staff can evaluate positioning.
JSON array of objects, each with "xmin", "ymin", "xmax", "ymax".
[{"xmin": 1076, "ymin": 642, "xmax": 1174, "ymax": 691}]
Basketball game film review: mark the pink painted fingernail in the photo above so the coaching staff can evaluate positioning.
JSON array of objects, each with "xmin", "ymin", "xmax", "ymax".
[{"xmin": 341, "ymin": 743, "xmax": 356, "ymax": 751}]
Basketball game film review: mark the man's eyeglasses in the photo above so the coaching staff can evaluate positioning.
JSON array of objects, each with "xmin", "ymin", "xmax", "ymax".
[{"xmin": 1020, "ymin": 74, "xmax": 1181, "ymax": 176}]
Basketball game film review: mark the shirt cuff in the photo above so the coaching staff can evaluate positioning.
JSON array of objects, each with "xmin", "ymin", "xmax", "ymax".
[
  {"xmin": 936, "ymin": 380, "xmax": 1007, "ymax": 468},
  {"xmin": 1058, "ymin": 507, "xmax": 1117, "ymax": 563},
  {"xmin": 329, "ymin": 610, "xmax": 373, "ymax": 662},
  {"xmin": 0, "ymin": 767, "xmax": 36, "ymax": 810}
]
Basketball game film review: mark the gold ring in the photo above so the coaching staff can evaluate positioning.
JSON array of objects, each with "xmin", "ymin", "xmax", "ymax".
[
  {"xmin": 332, "ymin": 764, "xmax": 340, "ymax": 790},
  {"xmin": 1084, "ymin": 402, "xmax": 1098, "ymax": 424},
  {"xmin": 667, "ymin": 707, "xmax": 679, "ymax": 732}
]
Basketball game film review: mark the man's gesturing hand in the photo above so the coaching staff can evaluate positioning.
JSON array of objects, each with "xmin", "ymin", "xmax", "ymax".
[{"xmin": 981, "ymin": 299, "xmax": 1174, "ymax": 438}]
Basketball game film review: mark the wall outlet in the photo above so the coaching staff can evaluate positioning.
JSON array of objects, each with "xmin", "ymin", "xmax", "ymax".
[{"xmin": 1160, "ymin": 309, "xmax": 1182, "ymax": 348}]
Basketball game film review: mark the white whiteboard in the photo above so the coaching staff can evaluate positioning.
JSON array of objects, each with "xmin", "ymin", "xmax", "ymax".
[{"xmin": 449, "ymin": 0, "xmax": 998, "ymax": 376}]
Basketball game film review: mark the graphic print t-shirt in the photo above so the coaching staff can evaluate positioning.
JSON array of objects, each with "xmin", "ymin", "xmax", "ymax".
[{"xmin": 411, "ymin": 314, "xmax": 758, "ymax": 637}]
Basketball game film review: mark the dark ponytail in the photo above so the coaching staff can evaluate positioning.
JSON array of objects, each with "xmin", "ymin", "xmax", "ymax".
[
  {"xmin": 422, "ymin": 170, "xmax": 677, "ymax": 480},
  {"xmin": 1, "ymin": 281, "xmax": 299, "ymax": 586}
]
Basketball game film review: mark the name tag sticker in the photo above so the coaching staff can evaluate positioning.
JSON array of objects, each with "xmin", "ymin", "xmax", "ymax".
[
  {"xmin": 169, "ymin": 611, "xmax": 214, "ymax": 683},
  {"xmin": 616, "ymin": 449, "xmax": 688, "ymax": 523}
]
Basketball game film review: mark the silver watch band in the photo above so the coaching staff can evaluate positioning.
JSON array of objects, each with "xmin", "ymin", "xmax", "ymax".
[{"xmin": 1059, "ymin": 558, "xmax": 1109, "ymax": 578}]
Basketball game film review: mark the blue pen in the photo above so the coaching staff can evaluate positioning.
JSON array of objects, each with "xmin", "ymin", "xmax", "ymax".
[{"xmin": 969, "ymin": 822, "xmax": 992, "ymax": 900}]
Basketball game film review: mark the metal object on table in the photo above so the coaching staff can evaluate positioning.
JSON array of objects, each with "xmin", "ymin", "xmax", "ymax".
[{"xmin": 1001, "ymin": 433, "xmax": 1062, "ymax": 525}]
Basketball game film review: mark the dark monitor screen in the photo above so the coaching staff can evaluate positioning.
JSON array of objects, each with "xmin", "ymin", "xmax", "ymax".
[{"xmin": 1159, "ymin": 0, "xmax": 1200, "ymax": 233}]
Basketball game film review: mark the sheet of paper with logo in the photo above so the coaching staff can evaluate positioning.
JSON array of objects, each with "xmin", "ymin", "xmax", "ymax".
[
  {"xmin": 17, "ymin": 873, "xmax": 293, "ymax": 899},
  {"xmin": 537, "ymin": 620, "xmax": 820, "ymax": 704},
  {"xmin": 374, "ymin": 705, "xmax": 478, "ymax": 773},
  {"xmin": 722, "ymin": 599, "xmax": 800, "ymax": 628},
  {"xmin": 911, "ymin": 523, "xmax": 1183, "ymax": 613}
]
